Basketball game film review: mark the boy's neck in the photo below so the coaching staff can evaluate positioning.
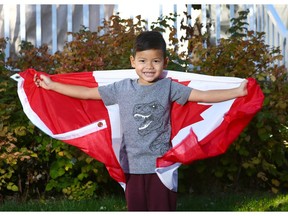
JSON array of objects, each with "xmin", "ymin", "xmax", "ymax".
[{"xmin": 137, "ymin": 78, "xmax": 160, "ymax": 86}]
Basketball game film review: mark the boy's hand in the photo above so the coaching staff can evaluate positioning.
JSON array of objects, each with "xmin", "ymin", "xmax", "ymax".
[
  {"xmin": 238, "ymin": 79, "xmax": 248, "ymax": 97},
  {"xmin": 34, "ymin": 74, "xmax": 53, "ymax": 90}
]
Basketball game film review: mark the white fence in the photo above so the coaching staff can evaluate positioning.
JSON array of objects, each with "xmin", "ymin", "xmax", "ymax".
[
  {"xmin": 0, "ymin": 4, "xmax": 287, "ymax": 68},
  {"xmin": 260, "ymin": 5, "xmax": 288, "ymax": 68}
]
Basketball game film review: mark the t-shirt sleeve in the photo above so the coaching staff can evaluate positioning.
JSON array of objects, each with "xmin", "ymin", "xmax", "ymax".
[
  {"xmin": 170, "ymin": 81, "xmax": 193, "ymax": 105},
  {"xmin": 98, "ymin": 82, "xmax": 118, "ymax": 106}
]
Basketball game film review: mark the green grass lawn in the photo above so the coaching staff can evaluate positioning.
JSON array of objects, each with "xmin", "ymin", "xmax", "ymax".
[
  {"xmin": 177, "ymin": 192, "xmax": 288, "ymax": 211},
  {"xmin": 0, "ymin": 191, "xmax": 287, "ymax": 211}
]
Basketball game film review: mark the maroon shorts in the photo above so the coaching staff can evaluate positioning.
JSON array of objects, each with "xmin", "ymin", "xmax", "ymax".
[{"xmin": 124, "ymin": 173, "xmax": 177, "ymax": 211}]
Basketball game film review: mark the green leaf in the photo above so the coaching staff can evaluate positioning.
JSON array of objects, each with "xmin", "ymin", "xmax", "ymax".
[
  {"xmin": 45, "ymin": 179, "xmax": 57, "ymax": 191},
  {"xmin": 50, "ymin": 167, "xmax": 66, "ymax": 179},
  {"xmin": 214, "ymin": 170, "xmax": 224, "ymax": 178},
  {"xmin": 7, "ymin": 182, "xmax": 18, "ymax": 192}
]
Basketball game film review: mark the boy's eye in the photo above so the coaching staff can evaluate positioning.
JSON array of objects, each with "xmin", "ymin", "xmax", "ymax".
[{"xmin": 153, "ymin": 60, "xmax": 161, "ymax": 64}]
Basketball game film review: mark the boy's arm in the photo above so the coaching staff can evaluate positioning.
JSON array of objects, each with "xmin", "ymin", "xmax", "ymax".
[
  {"xmin": 34, "ymin": 74, "xmax": 101, "ymax": 100},
  {"xmin": 188, "ymin": 79, "xmax": 248, "ymax": 103}
]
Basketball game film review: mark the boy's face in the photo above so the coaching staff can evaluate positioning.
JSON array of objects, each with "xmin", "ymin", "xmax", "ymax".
[{"xmin": 130, "ymin": 49, "xmax": 168, "ymax": 85}]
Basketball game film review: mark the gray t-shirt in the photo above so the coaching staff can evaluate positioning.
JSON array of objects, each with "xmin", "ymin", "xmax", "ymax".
[{"xmin": 98, "ymin": 78, "xmax": 192, "ymax": 174}]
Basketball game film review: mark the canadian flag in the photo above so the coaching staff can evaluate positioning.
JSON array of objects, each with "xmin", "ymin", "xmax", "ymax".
[{"xmin": 11, "ymin": 68, "xmax": 264, "ymax": 191}]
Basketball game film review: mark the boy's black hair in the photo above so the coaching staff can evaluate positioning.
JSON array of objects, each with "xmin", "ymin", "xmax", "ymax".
[{"xmin": 132, "ymin": 31, "xmax": 167, "ymax": 58}]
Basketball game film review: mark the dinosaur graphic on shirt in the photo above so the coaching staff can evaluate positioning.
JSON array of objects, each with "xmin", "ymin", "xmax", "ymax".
[{"xmin": 133, "ymin": 100, "xmax": 170, "ymax": 154}]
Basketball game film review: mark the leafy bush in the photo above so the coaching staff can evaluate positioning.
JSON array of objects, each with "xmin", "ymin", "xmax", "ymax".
[
  {"xmin": 176, "ymin": 9, "xmax": 288, "ymax": 194},
  {"xmin": 1, "ymin": 8, "xmax": 287, "ymax": 201}
]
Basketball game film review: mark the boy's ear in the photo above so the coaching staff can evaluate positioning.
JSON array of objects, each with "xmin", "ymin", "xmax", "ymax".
[
  {"xmin": 164, "ymin": 57, "xmax": 169, "ymax": 68},
  {"xmin": 130, "ymin": 55, "xmax": 135, "ymax": 68}
]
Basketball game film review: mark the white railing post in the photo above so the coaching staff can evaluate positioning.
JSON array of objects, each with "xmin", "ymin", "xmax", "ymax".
[
  {"xmin": 256, "ymin": 5, "xmax": 262, "ymax": 33},
  {"xmin": 20, "ymin": 4, "xmax": 26, "ymax": 41},
  {"xmin": 52, "ymin": 5, "xmax": 57, "ymax": 53},
  {"xmin": 284, "ymin": 38, "xmax": 287, "ymax": 68},
  {"xmin": 173, "ymin": 4, "xmax": 178, "ymax": 39},
  {"xmin": 201, "ymin": 4, "xmax": 207, "ymax": 48},
  {"xmin": 186, "ymin": 4, "xmax": 192, "ymax": 26},
  {"xmin": 99, "ymin": 4, "xmax": 103, "ymax": 25},
  {"xmin": 229, "ymin": 4, "xmax": 235, "ymax": 28},
  {"xmin": 67, "ymin": 5, "xmax": 73, "ymax": 42},
  {"xmin": 3, "ymin": 4, "xmax": 10, "ymax": 59},
  {"xmin": 215, "ymin": 4, "xmax": 221, "ymax": 45},
  {"xmin": 36, "ymin": 5, "xmax": 41, "ymax": 48},
  {"xmin": 248, "ymin": 4, "xmax": 256, "ymax": 32},
  {"xmin": 83, "ymin": 4, "xmax": 89, "ymax": 28}
]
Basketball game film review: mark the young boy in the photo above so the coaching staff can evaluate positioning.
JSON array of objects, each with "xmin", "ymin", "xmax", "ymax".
[{"xmin": 34, "ymin": 31, "xmax": 247, "ymax": 211}]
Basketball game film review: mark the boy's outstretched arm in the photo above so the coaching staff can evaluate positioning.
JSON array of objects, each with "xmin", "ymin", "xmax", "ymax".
[
  {"xmin": 34, "ymin": 74, "xmax": 101, "ymax": 100},
  {"xmin": 188, "ymin": 79, "xmax": 248, "ymax": 103}
]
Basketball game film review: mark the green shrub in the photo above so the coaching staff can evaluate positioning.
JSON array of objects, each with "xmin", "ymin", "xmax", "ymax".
[{"xmin": 177, "ymin": 9, "xmax": 288, "ymax": 194}]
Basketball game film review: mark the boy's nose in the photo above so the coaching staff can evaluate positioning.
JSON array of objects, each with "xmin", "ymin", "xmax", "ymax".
[{"xmin": 146, "ymin": 62, "xmax": 154, "ymax": 69}]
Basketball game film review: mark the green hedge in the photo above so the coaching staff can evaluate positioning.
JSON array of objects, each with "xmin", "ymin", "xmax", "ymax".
[{"xmin": 0, "ymin": 9, "xmax": 287, "ymax": 201}]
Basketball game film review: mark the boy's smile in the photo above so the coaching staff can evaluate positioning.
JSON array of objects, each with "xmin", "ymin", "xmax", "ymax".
[{"xmin": 130, "ymin": 49, "xmax": 168, "ymax": 85}]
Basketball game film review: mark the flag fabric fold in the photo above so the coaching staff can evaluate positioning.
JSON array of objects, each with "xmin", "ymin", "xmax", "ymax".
[{"xmin": 11, "ymin": 68, "xmax": 264, "ymax": 191}]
